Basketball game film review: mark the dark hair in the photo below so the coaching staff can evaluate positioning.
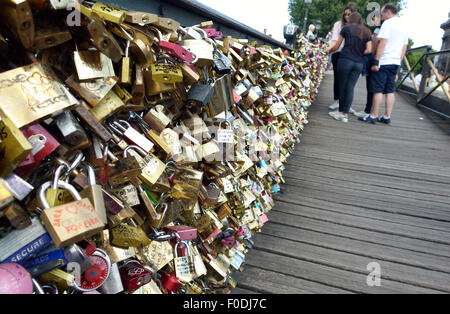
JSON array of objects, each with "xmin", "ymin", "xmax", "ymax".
[
  {"xmin": 341, "ymin": 2, "xmax": 359, "ymax": 26},
  {"xmin": 349, "ymin": 12, "xmax": 371, "ymax": 40},
  {"xmin": 383, "ymin": 3, "xmax": 398, "ymax": 15}
]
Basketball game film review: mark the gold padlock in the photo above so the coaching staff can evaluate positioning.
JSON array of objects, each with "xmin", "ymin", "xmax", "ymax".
[{"xmin": 0, "ymin": 0, "xmax": 35, "ymax": 49}]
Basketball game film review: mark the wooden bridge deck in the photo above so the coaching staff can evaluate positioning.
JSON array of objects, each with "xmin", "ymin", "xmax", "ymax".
[{"xmin": 232, "ymin": 72, "xmax": 450, "ymax": 294}]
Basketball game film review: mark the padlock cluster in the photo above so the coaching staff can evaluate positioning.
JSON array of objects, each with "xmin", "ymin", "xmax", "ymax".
[{"xmin": 0, "ymin": 1, "xmax": 328, "ymax": 294}]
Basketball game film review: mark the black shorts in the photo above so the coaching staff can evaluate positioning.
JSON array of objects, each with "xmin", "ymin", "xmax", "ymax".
[{"xmin": 369, "ymin": 65, "xmax": 400, "ymax": 94}]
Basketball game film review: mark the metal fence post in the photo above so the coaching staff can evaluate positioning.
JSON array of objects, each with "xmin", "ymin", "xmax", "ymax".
[{"xmin": 417, "ymin": 46, "xmax": 432, "ymax": 104}]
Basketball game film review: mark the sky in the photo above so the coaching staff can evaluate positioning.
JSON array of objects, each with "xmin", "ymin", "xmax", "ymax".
[{"xmin": 196, "ymin": 0, "xmax": 450, "ymax": 50}]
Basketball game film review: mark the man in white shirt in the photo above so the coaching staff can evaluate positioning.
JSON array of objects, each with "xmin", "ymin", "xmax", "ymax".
[{"xmin": 359, "ymin": 3, "xmax": 408, "ymax": 124}]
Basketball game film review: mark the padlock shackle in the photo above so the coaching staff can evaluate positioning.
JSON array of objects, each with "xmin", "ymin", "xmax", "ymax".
[
  {"xmin": 67, "ymin": 151, "xmax": 84, "ymax": 175},
  {"xmin": 38, "ymin": 180, "xmax": 83, "ymax": 210},
  {"xmin": 113, "ymin": 120, "xmax": 131, "ymax": 132},
  {"xmin": 80, "ymin": 161, "xmax": 97, "ymax": 186},
  {"xmin": 147, "ymin": 26, "xmax": 163, "ymax": 43},
  {"xmin": 174, "ymin": 240, "xmax": 191, "ymax": 258},
  {"xmin": 52, "ymin": 164, "xmax": 70, "ymax": 190},
  {"xmin": 71, "ymin": 249, "xmax": 111, "ymax": 293},
  {"xmin": 123, "ymin": 145, "xmax": 147, "ymax": 158}
]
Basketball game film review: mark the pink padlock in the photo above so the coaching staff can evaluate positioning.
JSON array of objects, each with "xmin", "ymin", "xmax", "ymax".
[
  {"xmin": 259, "ymin": 214, "xmax": 269, "ymax": 224},
  {"xmin": 205, "ymin": 28, "xmax": 223, "ymax": 39},
  {"xmin": 160, "ymin": 41, "xmax": 195, "ymax": 64},
  {"xmin": 0, "ymin": 263, "xmax": 33, "ymax": 294}
]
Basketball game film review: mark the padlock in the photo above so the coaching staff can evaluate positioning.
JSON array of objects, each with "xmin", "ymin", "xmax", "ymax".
[
  {"xmin": 174, "ymin": 241, "xmax": 194, "ymax": 283},
  {"xmin": 199, "ymin": 183, "xmax": 221, "ymax": 206},
  {"xmin": 119, "ymin": 260, "xmax": 152, "ymax": 291},
  {"xmin": 0, "ymin": 178, "xmax": 15, "ymax": 208},
  {"xmin": 38, "ymin": 180, "xmax": 105, "ymax": 248},
  {"xmin": 207, "ymin": 74, "xmax": 234, "ymax": 118},
  {"xmin": 164, "ymin": 225, "xmax": 198, "ymax": 242},
  {"xmin": 160, "ymin": 128, "xmax": 182, "ymax": 157},
  {"xmin": 66, "ymin": 75, "xmax": 117, "ymax": 108},
  {"xmin": 44, "ymin": 164, "xmax": 73, "ymax": 208},
  {"xmin": 31, "ymin": 11, "xmax": 71, "ymax": 50},
  {"xmin": 98, "ymin": 263, "xmax": 124, "ymax": 294},
  {"xmin": 22, "ymin": 245, "xmax": 68, "ymax": 278},
  {"xmin": 171, "ymin": 167, "xmax": 203, "ymax": 202},
  {"xmin": 132, "ymin": 65, "xmax": 145, "ymax": 105},
  {"xmin": 15, "ymin": 123, "xmax": 60, "ymax": 176},
  {"xmin": 73, "ymin": 50, "xmax": 115, "ymax": 81},
  {"xmin": 73, "ymin": 102, "xmax": 113, "ymax": 143},
  {"xmin": 0, "ymin": 263, "xmax": 33, "ymax": 294},
  {"xmin": 122, "ymin": 145, "xmax": 166, "ymax": 187},
  {"xmin": 150, "ymin": 62, "xmax": 183, "ymax": 84},
  {"xmin": 87, "ymin": 13, "xmax": 124, "ymax": 63},
  {"xmin": 216, "ymin": 202, "xmax": 233, "ymax": 221},
  {"xmin": 179, "ymin": 38, "xmax": 214, "ymax": 65},
  {"xmin": 187, "ymin": 67, "xmax": 216, "ymax": 108},
  {"xmin": 91, "ymin": 2, "xmax": 126, "ymax": 24},
  {"xmin": 125, "ymin": 10, "xmax": 158, "ymax": 24},
  {"xmin": 3, "ymin": 201, "xmax": 31, "ymax": 229},
  {"xmin": 70, "ymin": 248, "xmax": 111, "ymax": 293},
  {"xmin": 54, "ymin": 110, "xmax": 88, "ymax": 146},
  {"xmin": 110, "ymin": 224, "xmax": 146, "ymax": 248},
  {"xmin": 143, "ymin": 105, "xmax": 172, "ymax": 133},
  {"xmin": 160, "ymin": 271, "xmax": 181, "ymax": 294},
  {"xmin": 109, "ymin": 120, "xmax": 154, "ymax": 153},
  {"xmin": 78, "ymin": 162, "xmax": 107, "ymax": 225},
  {"xmin": 160, "ymin": 41, "xmax": 195, "ymax": 64},
  {"xmin": 107, "ymin": 147, "xmax": 142, "ymax": 186},
  {"xmin": 120, "ymin": 40, "xmax": 132, "ymax": 85},
  {"xmin": 0, "ymin": 217, "xmax": 52, "ymax": 264},
  {"xmin": 64, "ymin": 244, "xmax": 94, "ymax": 274},
  {"xmin": 189, "ymin": 244, "xmax": 207, "ymax": 278},
  {"xmin": 148, "ymin": 201, "xmax": 168, "ymax": 229},
  {"xmin": 212, "ymin": 46, "xmax": 232, "ymax": 75},
  {"xmin": 0, "ymin": 116, "xmax": 32, "ymax": 177},
  {"xmin": 0, "ymin": 0, "xmax": 35, "ymax": 49},
  {"xmin": 0, "ymin": 63, "xmax": 77, "ymax": 128},
  {"xmin": 143, "ymin": 69, "xmax": 177, "ymax": 96},
  {"xmin": 89, "ymin": 89, "xmax": 125, "ymax": 122}
]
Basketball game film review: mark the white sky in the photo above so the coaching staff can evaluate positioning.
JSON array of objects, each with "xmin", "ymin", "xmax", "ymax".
[{"xmin": 196, "ymin": 0, "xmax": 450, "ymax": 50}]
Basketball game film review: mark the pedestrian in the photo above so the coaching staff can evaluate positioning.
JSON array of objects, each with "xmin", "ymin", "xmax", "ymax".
[
  {"xmin": 359, "ymin": 3, "xmax": 409, "ymax": 124},
  {"xmin": 327, "ymin": 2, "xmax": 359, "ymax": 113},
  {"xmin": 355, "ymin": 11, "xmax": 382, "ymax": 118},
  {"xmin": 327, "ymin": 12, "xmax": 372, "ymax": 123}
]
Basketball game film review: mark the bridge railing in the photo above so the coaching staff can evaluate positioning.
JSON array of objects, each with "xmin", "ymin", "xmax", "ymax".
[{"xmin": 396, "ymin": 46, "xmax": 450, "ymax": 119}]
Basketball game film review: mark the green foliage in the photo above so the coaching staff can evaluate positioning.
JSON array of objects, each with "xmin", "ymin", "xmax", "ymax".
[
  {"xmin": 405, "ymin": 39, "xmax": 436, "ymax": 75},
  {"xmin": 288, "ymin": 0, "xmax": 406, "ymax": 38}
]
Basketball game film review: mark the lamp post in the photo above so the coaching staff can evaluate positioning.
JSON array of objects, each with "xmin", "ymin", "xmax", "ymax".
[
  {"xmin": 315, "ymin": 19, "xmax": 322, "ymax": 37},
  {"xmin": 303, "ymin": 0, "xmax": 312, "ymax": 33}
]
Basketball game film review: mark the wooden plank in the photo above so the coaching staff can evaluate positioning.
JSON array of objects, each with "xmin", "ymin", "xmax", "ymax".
[
  {"xmin": 278, "ymin": 182, "xmax": 450, "ymax": 223},
  {"xmin": 260, "ymin": 223, "xmax": 450, "ymax": 274},
  {"xmin": 271, "ymin": 201, "xmax": 450, "ymax": 245},
  {"xmin": 283, "ymin": 171, "xmax": 450, "ymax": 206},
  {"xmin": 250, "ymin": 234, "xmax": 450, "ymax": 293},
  {"xmin": 288, "ymin": 155, "xmax": 450, "ymax": 185},
  {"xmin": 233, "ymin": 266, "xmax": 351, "ymax": 294},
  {"xmin": 273, "ymin": 194, "xmax": 450, "ymax": 233},
  {"xmin": 284, "ymin": 162, "xmax": 450, "ymax": 197},
  {"xmin": 266, "ymin": 211, "xmax": 450, "ymax": 259},
  {"xmin": 243, "ymin": 248, "xmax": 442, "ymax": 294}
]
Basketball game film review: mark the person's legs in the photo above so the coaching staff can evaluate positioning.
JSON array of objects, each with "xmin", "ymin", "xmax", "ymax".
[
  {"xmin": 332, "ymin": 52, "xmax": 341, "ymax": 103},
  {"xmin": 385, "ymin": 93, "xmax": 395, "ymax": 117},
  {"xmin": 342, "ymin": 62, "xmax": 364, "ymax": 115},
  {"xmin": 365, "ymin": 72, "xmax": 374, "ymax": 114},
  {"xmin": 371, "ymin": 93, "xmax": 384, "ymax": 117},
  {"xmin": 337, "ymin": 58, "xmax": 352, "ymax": 114}
]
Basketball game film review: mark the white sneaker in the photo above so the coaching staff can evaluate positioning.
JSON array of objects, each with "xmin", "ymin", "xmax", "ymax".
[
  {"xmin": 329, "ymin": 102, "xmax": 339, "ymax": 110},
  {"xmin": 354, "ymin": 111, "xmax": 368, "ymax": 118},
  {"xmin": 329, "ymin": 111, "xmax": 348, "ymax": 123},
  {"xmin": 349, "ymin": 107, "xmax": 357, "ymax": 115}
]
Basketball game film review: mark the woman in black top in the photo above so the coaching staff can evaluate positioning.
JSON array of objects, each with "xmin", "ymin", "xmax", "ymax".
[{"xmin": 328, "ymin": 12, "xmax": 372, "ymax": 122}]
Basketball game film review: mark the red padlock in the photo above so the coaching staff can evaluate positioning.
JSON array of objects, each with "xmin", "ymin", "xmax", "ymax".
[
  {"xmin": 160, "ymin": 272, "xmax": 181, "ymax": 293},
  {"xmin": 160, "ymin": 41, "xmax": 195, "ymax": 64},
  {"xmin": 119, "ymin": 260, "xmax": 152, "ymax": 291},
  {"xmin": 16, "ymin": 123, "xmax": 60, "ymax": 175}
]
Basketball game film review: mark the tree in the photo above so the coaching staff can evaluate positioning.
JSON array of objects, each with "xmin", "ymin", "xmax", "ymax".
[
  {"xmin": 289, "ymin": 0, "xmax": 406, "ymax": 38},
  {"xmin": 405, "ymin": 39, "xmax": 436, "ymax": 75}
]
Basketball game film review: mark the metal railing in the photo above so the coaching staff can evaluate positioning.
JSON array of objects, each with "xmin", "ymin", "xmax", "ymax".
[{"xmin": 396, "ymin": 46, "xmax": 450, "ymax": 119}]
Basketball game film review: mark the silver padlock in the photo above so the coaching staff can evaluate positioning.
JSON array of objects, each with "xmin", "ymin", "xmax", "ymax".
[
  {"xmin": 3, "ymin": 173, "xmax": 34, "ymax": 201},
  {"xmin": 97, "ymin": 263, "xmax": 124, "ymax": 294},
  {"xmin": 54, "ymin": 110, "xmax": 88, "ymax": 146},
  {"xmin": 64, "ymin": 244, "xmax": 94, "ymax": 274}
]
